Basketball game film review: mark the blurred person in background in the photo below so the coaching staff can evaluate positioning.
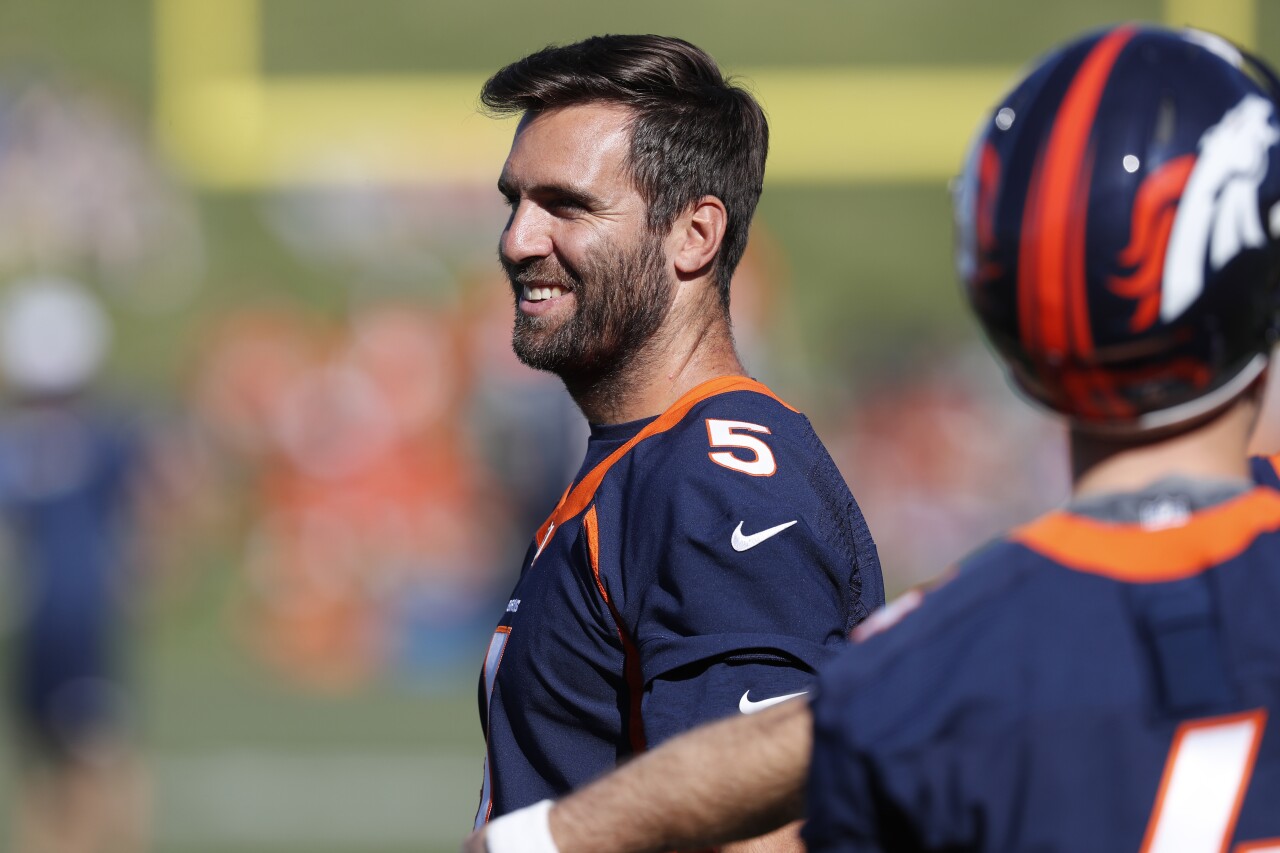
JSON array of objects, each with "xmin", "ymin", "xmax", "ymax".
[
  {"xmin": 190, "ymin": 300, "xmax": 505, "ymax": 689},
  {"xmin": 472, "ymin": 34, "xmax": 884, "ymax": 849},
  {"xmin": 470, "ymin": 25, "xmax": 1280, "ymax": 853},
  {"xmin": 0, "ymin": 276, "xmax": 149, "ymax": 853}
]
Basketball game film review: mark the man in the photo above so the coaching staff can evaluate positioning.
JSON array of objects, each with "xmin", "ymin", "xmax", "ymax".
[
  {"xmin": 472, "ymin": 33, "xmax": 885, "ymax": 841},
  {"xmin": 1, "ymin": 278, "xmax": 150, "ymax": 853},
  {"xmin": 470, "ymin": 25, "xmax": 1280, "ymax": 853}
]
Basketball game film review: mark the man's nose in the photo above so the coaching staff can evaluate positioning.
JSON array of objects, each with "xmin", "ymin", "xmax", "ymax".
[{"xmin": 500, "ymin": 203, "xmax": 554, "ymax": 265}]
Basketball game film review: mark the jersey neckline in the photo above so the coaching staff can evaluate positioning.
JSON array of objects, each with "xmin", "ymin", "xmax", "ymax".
[{"xmin": 1010, "ymin": 485, "xmax": 1280, "ymax": 582}]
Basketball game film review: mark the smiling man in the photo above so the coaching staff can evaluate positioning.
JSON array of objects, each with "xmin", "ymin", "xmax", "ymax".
[
  {"xmin": 472, "ymin": 35, "xmax": 884, "ymax": 848},
  {"xmin": 469, "ymin": 26, "xmax": 1280, "ymax": 853}
]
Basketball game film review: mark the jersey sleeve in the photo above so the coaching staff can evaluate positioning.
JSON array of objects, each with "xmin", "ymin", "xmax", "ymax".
[
  {"xmin": 617, "ymin": 393, "xmax": 883, "ymax": 747},
  {"xmin": 801, "ymin": 546, "xmax": 1033, "ymax": 852}
]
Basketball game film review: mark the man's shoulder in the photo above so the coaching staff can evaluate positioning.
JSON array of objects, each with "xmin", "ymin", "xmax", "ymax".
[
  {"xmin": 686, "ymin": 382, "xmax": 807, "ymax": 420},
  {"xmin": 1251, "ymin": 453, "xmax": 1280, "ymax": 490},
  {"xmin": 635, "ymin": 383, "xmax": 820, "ymax": 468},
  {"xmin": 604, "ymin": 388, "xmax": 844, "ymax": 519},
  {"xmin": 830, "ymin": 532, "xmax": 1053, "ymax": 681},
  {"xmin": 812, "ymin": 528, "xmax": 1091, "ymax": 760}
]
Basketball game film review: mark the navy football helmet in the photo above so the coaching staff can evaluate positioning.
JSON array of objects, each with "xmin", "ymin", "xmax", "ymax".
[{"xmin": 954, "ymin": 25, "xmax": 1280, "ymax": 432}]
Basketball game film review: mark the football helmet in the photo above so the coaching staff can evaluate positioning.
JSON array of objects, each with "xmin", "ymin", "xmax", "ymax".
[
  {"xmin": 0, "ymin": 276, "xmax": 111, "ymax": 396},
  {"xmin": 954, "ymin": 25, "xmax": 1280, "ymax": 432}
]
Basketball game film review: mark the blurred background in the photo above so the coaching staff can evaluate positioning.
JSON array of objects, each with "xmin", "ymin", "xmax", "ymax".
[{"xmin": 0, "ymin": 1, "xmax": 1274, "ymax": 851}]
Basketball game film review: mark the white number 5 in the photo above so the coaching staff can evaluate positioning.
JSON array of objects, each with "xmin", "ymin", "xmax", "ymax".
[{"xmin": 706, "ymin": 419, "xmax": 776, "ymax": 477}]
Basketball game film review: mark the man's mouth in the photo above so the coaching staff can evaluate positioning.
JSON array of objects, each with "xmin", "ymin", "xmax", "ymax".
[{"xmin": 521, "ymin": 284, "xmax": 569, "ymax": 303}]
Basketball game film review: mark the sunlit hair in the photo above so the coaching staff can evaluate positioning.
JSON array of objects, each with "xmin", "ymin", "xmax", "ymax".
[{"xmin": 481, "ymin": 34, "xmax": 769, "ymax": 310}]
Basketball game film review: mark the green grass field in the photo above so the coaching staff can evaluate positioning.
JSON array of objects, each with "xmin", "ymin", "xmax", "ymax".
[{"xmin": 1, "ymin": 2, "xmax": 1277, "ymax": 850}]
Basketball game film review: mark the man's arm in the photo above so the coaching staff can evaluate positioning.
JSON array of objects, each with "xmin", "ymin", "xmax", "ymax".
[{"xmin": 469, "ymin": 698, "xmax": 813, "ymax": 853}]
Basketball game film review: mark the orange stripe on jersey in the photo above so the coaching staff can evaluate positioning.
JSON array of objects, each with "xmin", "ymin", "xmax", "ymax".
[
  {"xmin": 584, "ymin": 506, "xmax": 647, "ymax": 754},
  {"xmin": 1010, "ymin": 488, "xmax": 1280, "ymax": 582},
  {"xmin": 532, "ymin": 375, "xmax": 795, "ymax": 548},
  {"xmin": 1019, "ymin": 26, "xmax": 1135, "ymax": 361},
  {"xmin": 1236, "ymin": 839, "xmax": 1280, "ymax": 852},
  {"xmin": 583, "ymin": 506, "xmax": 607, "ymax": 604}
]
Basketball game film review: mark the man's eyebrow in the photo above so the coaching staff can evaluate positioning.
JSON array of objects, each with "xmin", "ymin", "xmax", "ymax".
[{"xmin": 498, "ymin": 178, "xmax": 605, "ymax": 209}]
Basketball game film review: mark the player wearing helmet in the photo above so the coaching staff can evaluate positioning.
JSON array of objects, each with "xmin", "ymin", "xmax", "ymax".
[
  {"xmin": 0, "ymin": 278, "xmax": 152, "ymax": 853},
  {"xmin": 466, "ymin": 24, "xmax": 1280, "ymax": 853},
  {"xmin": 953, "ymin": 25, "xmax": 1280, "ymax": 434}
]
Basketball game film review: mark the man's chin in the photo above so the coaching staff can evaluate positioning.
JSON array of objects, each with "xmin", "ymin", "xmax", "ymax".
[{"xmin": 511, "ymin": 333, "xmax": 571, "ymax": 375}]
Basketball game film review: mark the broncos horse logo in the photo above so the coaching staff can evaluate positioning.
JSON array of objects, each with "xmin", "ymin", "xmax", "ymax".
[{"xmin": 1111, "ymin": 94, "xmax": 1280, "ymax": 330}]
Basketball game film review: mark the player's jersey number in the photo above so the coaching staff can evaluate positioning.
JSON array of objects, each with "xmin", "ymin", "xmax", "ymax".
[
  {"xmin": 1140, "ymin": 709, "xmax": 1277, "ymax": 853},
  {"xmin": 706, "ymin": 419, "xmax": 776, "ymax": 477},
  {"xmin": 474, "ymin": 626, "xmax": 511, "ymax": 830}
]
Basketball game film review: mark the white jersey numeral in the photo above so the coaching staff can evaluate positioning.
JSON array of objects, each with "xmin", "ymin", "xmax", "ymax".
[
  {"xmin": 706, "ymin": 419, "xmax": 777, "ymax": 477},
  {"xmin": 1140, "ymin": 709, "xmax": 1268, "ymax": 853}
]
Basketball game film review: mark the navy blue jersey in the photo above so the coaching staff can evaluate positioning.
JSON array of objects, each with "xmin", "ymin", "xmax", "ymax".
[
  {"xmin": 0, "ymin": 402, "xmax": 139, "ymax": 755},
  {"xmin": 804, "ymin": 483, "xmax": 1280, "ymax": 853},
  {"xmin": 476, "ymin": 376, "xmax": 883, "ymax": 825},
  {"xmin": 1251, "ymin": 453, "xmax": 1280, "ymax": 490}
]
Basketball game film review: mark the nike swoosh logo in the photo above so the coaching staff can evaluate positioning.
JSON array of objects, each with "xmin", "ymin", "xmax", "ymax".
[
  {"xmin": 731, "ymin": 520, "xmax": 798, "ymax": 552},
  {"xmin": 739, "ymin": 690, "xmax": 809, "ymax": 714}
]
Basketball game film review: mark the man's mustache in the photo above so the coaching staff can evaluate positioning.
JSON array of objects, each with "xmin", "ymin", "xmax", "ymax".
[{"xmin": 503, "ymin": 257, "xmax": 581, "ymax": 289}]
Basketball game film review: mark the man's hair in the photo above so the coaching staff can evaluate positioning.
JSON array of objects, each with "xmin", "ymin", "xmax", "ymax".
[{"xmin": 481, "ymin": 34, "xmax": 769, "ymax": 309}]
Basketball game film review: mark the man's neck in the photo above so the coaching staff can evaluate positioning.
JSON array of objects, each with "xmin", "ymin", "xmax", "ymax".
[
  {"xmin": 567, "ymin": 306, "xmax": 745, "ymax": 425},
  {"xmin": 1069, "ymin": 396, "xmax": 1259, "ymax": 499}
]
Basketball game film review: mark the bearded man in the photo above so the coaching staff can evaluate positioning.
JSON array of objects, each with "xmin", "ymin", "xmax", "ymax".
[
  {"xmin": 473, "ymin": 35, "xmax": 884, "ymax": 851},
  {"xmin": 470, "ymin": 26, "xmax": 1280, "ymax": 853}
]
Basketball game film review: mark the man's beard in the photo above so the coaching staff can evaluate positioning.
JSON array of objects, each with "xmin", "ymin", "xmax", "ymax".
[{"xmin": 505, "ymin": 234, "xmax": 675, "ymax": 390}]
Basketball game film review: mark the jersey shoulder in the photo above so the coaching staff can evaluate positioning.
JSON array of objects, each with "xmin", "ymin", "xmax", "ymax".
[
  {"xmin": 827, "ymin": 490, "xmax": 1280, "ymax": 735},
  {"xmin": 1251, "ymin": 453, "xmax": 1280, "ymax": 490},
  {"xmin": 661, "ymin": 384, "xmax": 813, "ymax": 453},
  {"xmin": 603, "ymin": 383, "xmax": 883, "ymax": 626},
  {"xmin": 840, "ymin": 536, "xmax": 1035, "ymax": 671},
  {"xmin": 615, "ymin": 385, "xmax": 857, "ymax": 555},
  {"xmin": 817, "ymin": 530, "xmax": 1069, "ymax": 729},
  {"xmin": 626, "ymin": 386, "xmax": 828, "ymax": 487}
]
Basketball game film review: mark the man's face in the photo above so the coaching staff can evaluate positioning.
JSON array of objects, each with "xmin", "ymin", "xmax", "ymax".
[{"xmin": 497, "ymin": 103, "xmax": 675, "ymax": 383}]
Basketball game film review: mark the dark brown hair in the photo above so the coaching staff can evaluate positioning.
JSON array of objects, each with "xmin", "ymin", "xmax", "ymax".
[{"xmin": 481, "ymin": 34, "xmax": 769, "ymax": 309}]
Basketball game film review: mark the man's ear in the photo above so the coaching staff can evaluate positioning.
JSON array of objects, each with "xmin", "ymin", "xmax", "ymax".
[{"xmin": 671, "ymin": 196, "xmax": 728, "ymax": 278}]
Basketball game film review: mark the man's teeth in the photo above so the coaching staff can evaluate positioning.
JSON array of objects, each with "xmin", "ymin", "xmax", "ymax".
[{"xmin": 522, "ymin": 285, "xmax": 567, "ymax": 302}]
